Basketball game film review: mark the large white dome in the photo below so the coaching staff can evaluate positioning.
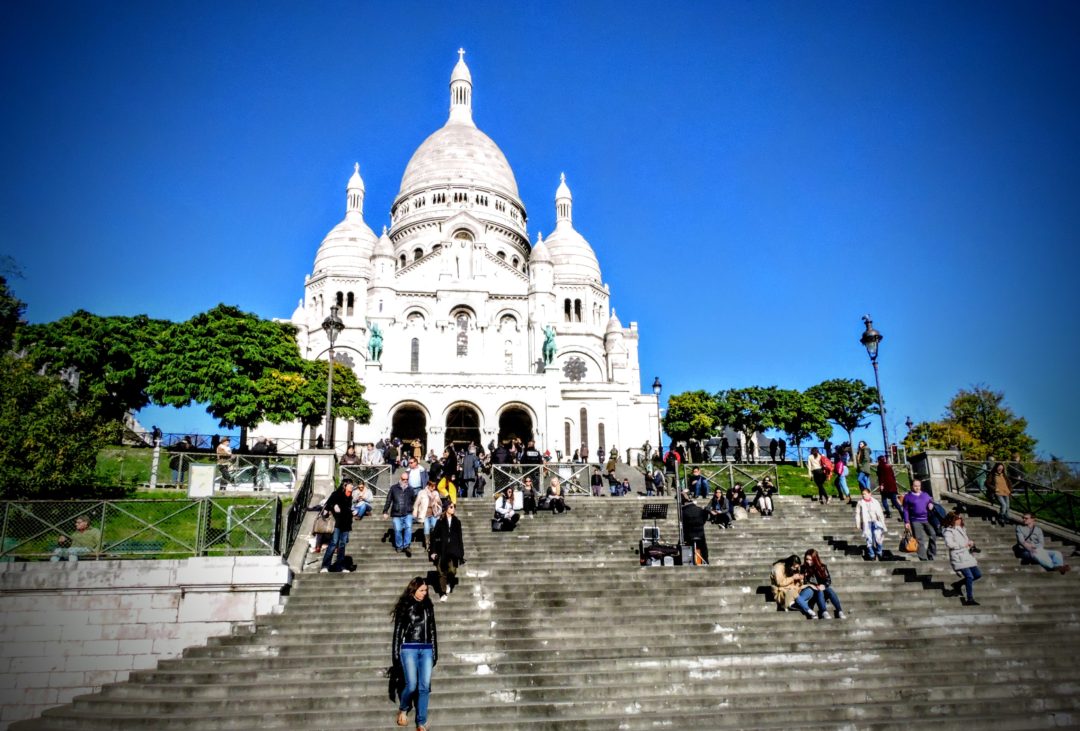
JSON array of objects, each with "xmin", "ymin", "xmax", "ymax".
[
  {"xmin": 398, "ymin": 121, "xmax": 520, "ymax": 201},
  {"xmin": 312, "ymin": 218, "xmax": 376, "ymax": 276}
]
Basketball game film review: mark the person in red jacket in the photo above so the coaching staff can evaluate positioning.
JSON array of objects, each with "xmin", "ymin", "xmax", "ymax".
[{"xmin": 876, "ymin": 456, "xmax": 903, "ymax": 519}]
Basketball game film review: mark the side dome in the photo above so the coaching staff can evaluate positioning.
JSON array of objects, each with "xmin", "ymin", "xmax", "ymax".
[
  {"xmin": 312, "ymin": 219, "xmax": 377, "ymax": 276},
  {"xmin": 544, "ymin": 173, "xmax": 601, "ymax": 282},
  {"xmin": 398, "ymin": 123, "xmax": 520, "ymax": 201}
]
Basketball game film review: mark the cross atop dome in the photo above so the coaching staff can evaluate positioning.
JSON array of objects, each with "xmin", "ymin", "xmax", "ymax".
[{"xmin": 449, "ymin": 48, "xmax": 474, "ymax": 125}]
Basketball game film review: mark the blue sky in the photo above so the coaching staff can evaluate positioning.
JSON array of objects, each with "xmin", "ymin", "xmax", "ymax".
[{"xmin": 2, "ymin": 2, "xmax": 1077, "ymax": 457}]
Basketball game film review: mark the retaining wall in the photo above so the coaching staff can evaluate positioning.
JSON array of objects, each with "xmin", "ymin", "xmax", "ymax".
[{"xmin": 0, "ymin": 557, "xmax": 291, "ymax": 728}]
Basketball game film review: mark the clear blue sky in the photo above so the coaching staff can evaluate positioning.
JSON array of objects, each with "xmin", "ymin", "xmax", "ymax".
[{"xmin": 2, "ymin": 1, "xmax": 1077, "ymax": 457}]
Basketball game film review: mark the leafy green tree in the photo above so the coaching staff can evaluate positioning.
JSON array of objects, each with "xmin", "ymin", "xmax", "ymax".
[
  {"xmin": 256, "ymin": 360, "xmax": 371, "ymax": 442},
  {"xmin": 904, "ymin": 386, "xmax": 1036, "ymax": 461},
  {"xmin": 773, "ymin": 388, "xmax": 833, "ymax": 465},
  {"xmin": 17, "ymin": 311, "xmax": 168, "ymax": 424},
  {"xmin": 144, "ymin": 305, "xmax": 306, "ymax": 436},
  {"xmin": 662, "ymin": 390, "xmax": 719, "ymax": 445},
  {"xmin": 719, "ymin": 386, "xmax": 784, "ymax": 461},
  {"xmin": 805, "ymin": 378, "xmax": 880, "ymax": 451}
]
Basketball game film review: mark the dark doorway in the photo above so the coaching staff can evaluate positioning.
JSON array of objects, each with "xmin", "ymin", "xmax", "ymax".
[
  {"xmin": 445, "ymin": 405, "xmax": 481, "ymax": 450},
  {"xmin": 391, "ymin": 405, "xmax": 427, "ymax": 455},
  {"xmin": 498, "ymin": 406, "xmax": 534, "ymax": 446}
]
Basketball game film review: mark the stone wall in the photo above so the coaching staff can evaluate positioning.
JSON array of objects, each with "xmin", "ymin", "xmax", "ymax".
[{"xmin": 0, "ymin": 556, "xmax": 291, "ymax": 728}]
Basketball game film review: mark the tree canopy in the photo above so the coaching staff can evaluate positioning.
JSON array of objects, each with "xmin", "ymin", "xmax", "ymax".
[
  {"xmin": 0, "ymin": 275, "xmax": 24, "ymax": 353},
  {"xmin": 904, "ymin": 385, "xmax": 1037, "ymax": 461},
  {"xmin": 805, "ymin": 378, "xmax": 880, "ymax": 448},
  {"xmin": 720, "ymin": 386, "xmax": 784, "ymax": 444},
  {"xmin": 256, "ymin": 359, "xmax": 371, "ymax": 430},
  {"xmin": 144, "ymin": 304, "xmax": 308, "ymax": 429},
  {"xmin": 17, "ymin": 311, "xmax": 169, "ymax": 424},
  {"xmin": 662, "ymin": 390, "xmax": 718, "ymax": 445},
  {"xmin": 773, "ymin": 388, "xmax": 833, "ymax": 462}
]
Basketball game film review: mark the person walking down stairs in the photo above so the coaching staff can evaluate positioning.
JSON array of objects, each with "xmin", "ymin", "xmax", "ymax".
[
  {"xmin": 943, "ymin": 512, "xmax": 982, "ymax": 606},
  {"xmin": 429, "ymin": 502, "xmax": 465, "ymax": 601},
  {"xmin": 391, "ymin": 577, "xmax": 438, "ymax": 731},
  {"xmin": 855, "ymin": 486, "xmax": 887, "ymax": 560}
]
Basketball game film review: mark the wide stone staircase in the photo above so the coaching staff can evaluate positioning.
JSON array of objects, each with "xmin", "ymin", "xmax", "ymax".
[{"xmin": 15, "ymin": 492, "xmax": 1080, "ymax": 730}]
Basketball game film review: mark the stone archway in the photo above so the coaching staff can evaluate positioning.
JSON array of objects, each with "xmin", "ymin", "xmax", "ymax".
[
  {"xmin": 498, "ymin": 405, "xmax": 534, "ymax": 446},
  {"xmin": 391, "ymin": 404, "xmax": 427, "ymax": 457},
  {"xmin": 444, "ymin": 404, "xmax": 481, "ymax": 451}
]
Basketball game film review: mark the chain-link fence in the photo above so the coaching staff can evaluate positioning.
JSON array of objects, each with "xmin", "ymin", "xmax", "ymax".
[{"xmin": 0, "ymin": 497, "xmax": 282, "ymax": 561}]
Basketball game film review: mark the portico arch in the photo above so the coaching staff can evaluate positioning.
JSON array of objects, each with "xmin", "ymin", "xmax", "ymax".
[
  {"xmin": 498, "ymin": 403, "xmax": 535, "ymax": 446},
  {"xmin": 391, "ymin": 402, "xmax": 428, "ymax": 456},
  {"xmin": 444, "ymin": 402, "xmax": 482, "ymax": 450}
]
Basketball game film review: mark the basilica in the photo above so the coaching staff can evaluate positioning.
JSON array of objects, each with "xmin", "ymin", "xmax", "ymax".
[{"xmin": 266, "ymin": 51, "xmax": 659, "ymax": 459}]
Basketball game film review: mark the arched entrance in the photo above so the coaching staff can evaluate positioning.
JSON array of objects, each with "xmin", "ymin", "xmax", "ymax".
[
  {"xmin": 391, "ymin": 404, "xmax": 427, "ymax": 457},
  {"xmin": 444, "ymin": 404, "xmax": 481, "ymax": 450},
  {"xmin": 498, "ymin": 405, "xmax": 534, "ymax": 446}
]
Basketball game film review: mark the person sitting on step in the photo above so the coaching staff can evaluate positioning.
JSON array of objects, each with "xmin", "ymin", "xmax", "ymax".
[
  {"xmin": 801, "ymin": 548, "xmax": 846, "ymax": 619},
  {"xmin": 520, "ymin": 476, "xmax": 539, "ymax": 518},
  {"xmin": 352, "ymin": 481, "xmax": 373, "ymax": 520},
  {"xmin": 1015, "ymin": 513, "xmax": 1071, "ymax": 574},
  {"xmin": 706, "ymin": 487, "xmax": 731, "ymax": 529},
  {"xmin": 771, "ymin": 555, "xmax": 813, "ymax": 617},
  {"xmin": 546, "ymin": 477, "xmax": 569, "ymax": 514},
  {"xmin": 727, "ymin": 483, "xmax": 748, "ymax": 520},
  {"xmin": 754, "ymin": 478, "xmax": 775, "ymax": 516},
  {"xmin": 493, "ymin": 487, "xmax": 521, "ymax": 532}
]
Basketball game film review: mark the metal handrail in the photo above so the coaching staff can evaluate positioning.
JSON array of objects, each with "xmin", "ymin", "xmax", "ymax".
[
  {"xmin": 944, "ymin": 459, "xmax": 1080, "ymax": 535},
  {"xmin": 283, "ymin": 463, "xmax": 316, "ymax": 559}
]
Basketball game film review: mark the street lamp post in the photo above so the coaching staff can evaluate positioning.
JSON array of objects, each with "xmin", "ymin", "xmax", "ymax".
[
  {"xmin": 859, "ymin": 315, "xmax": 890, "ymax": 460},
  {"xmin": 653, "ymin": 376, "xmax": 684, "ymax": 553},
  {"xmin": 321, "ymin": 305, "xmax": 345, "ymax": 449}
]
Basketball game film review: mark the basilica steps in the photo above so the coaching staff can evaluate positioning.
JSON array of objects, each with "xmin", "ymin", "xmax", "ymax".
[{"xmin": 15, "ymin": 494, "xmax": 1080, "ymax": 730}]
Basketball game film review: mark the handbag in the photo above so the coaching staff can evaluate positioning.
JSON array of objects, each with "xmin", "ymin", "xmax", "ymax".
[
  {"xmin": 312, "ymin": 511, "xmax": 336, "ymax": 535},
  {"xmin": 899, "ymin": 530, "xmax": 918, "ymax": 553}
]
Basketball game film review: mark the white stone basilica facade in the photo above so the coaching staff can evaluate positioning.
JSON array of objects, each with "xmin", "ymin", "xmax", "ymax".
[{"xmin": 266, "ymin": 52, "xmax": 659, "ymax": 458}]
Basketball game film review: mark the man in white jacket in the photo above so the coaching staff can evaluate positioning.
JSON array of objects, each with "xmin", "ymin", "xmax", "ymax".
[{"xmin": 855, "ymin": 486, "xmax": 887, "ymax": 560}]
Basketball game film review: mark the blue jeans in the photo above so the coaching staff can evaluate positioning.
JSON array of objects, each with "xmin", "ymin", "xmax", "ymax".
[
  {"xmin": 857, "ymin": 472, "xmax": 871, "ymax": 491},
  {"xmin": 958, "ymin": 566, "xmax": 982, "ymax": 601},
  {"xmin": 793, "ymin": 588, "xmax": 816, "ymax": 618},
  {"xmin": 423, "ymin": 516, "xmax": 438, "ymax": 540},
  {"xmin": 835, "ymin": 473, "xmax": 850, "ymax": 499},
  {"xmin": 320, "ymin": 528, "xmax": 350, "ymax": 570},
  {"xmin": 392, "ymin": 516, "xmax": 412, "ymax": 551},
  {"xmin": 352, "ymin": 502, "xmax": 370, "ymax": 519},
  {"xmin": 812, "ymin": 586, "xmax": 843, "ymax": 615},
  {"xmin": 863, "ymin": 521, "xmax": 884, "ymax": 557},
  {"xmin": 400, "ymin": 644, "xmax": 433, "ymax": 725},
  {"xmin": 997, "ymin": 495, "xmax": 1010, "ymax": 522},
  {"xmin": 881, "ymin": 492, "xmax": 903, "ymax": 517}
]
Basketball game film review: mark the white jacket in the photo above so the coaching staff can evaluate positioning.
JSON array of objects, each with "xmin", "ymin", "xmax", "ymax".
[{"xmin": 854, "ymin": 497, "xmax": 886, "ymax": 532}]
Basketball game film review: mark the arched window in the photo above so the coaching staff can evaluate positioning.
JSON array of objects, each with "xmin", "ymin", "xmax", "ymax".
[
  {"xmin": 564, "ymin": 299, "xmax": 572, "ymax": 322},
  {"xmin": 346, "ymin": 292, "xmax": 354, "ymax": 316},
  {"xmin": 399, "ymin": 254, "xmax": 407, "ymax": 269},
  {"xmin": 411, "ymin": 338, "xmax": 419, "ymax": 373},
  {"xmin": 574, "ymin": 299, "xmax": 582, "ymax": 323},
  {"xmin": 497, "ymin": 251, "xmax": 506, "ymax": 260},
  {"xmin": 432, "ymin": 244, "xmax": 441, "ymax": 252},
  {"xmin": 454, "ymin": 311, "xmax": 470, "ymax": 357},
  {"xmin": 454, "ymin": 230, "xmax": 474, "ymax": 243},
  {"xmin": 499, "ymin": 314, "xmax": 516, "ymax": 332},
  {"xmin": 511, "ymin": 256, "xmax": 519, "ymax": 269},
  {"xmin": 413, "ymin": 247, "xmax": 423, "ymax": 261},
  {"xmin": 579, "ymin": 408, "xmax": 589, "ymax": 459},
  {"xmin": 335, "ymin": 291, "xmax": 343, "ymax": 309},
  {"xmin": 564, "ymin": 422, "xmax": 572, "ymax": 458}
]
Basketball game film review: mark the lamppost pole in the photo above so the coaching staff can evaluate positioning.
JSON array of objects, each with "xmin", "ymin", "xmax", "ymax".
[
  {"xmin": 322, "ymin": 306, "xmax": 344, "ymax": 450},
  {"xmin": 653, "ymin": 377, "xmax": 683, "ymax": 551},
  {"xmin": 859, "ymin": 315, "xmax": 890, "ymax": 460}
]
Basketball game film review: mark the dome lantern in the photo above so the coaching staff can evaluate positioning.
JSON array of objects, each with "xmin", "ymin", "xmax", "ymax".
[
  {"xmin": 449, "ymin": 48, "xmax": 474, "ymax": 127},
  {"xmin": 347, "ymin": 162, "xmax": 365, "ymax": 218},
  {"xmin": 555, "ymin": 172, "xmax": 572, "ymax": 226}
]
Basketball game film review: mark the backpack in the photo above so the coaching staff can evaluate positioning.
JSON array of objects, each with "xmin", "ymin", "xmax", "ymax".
[{"xmin": 820, "ymin": 455, "xmax": 834, "ymax": 476}]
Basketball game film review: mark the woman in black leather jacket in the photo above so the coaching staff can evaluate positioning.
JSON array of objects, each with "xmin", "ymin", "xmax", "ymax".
[{"xmin": 391, "ymin": 577, "xmax": 438, "ymax": 731}]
